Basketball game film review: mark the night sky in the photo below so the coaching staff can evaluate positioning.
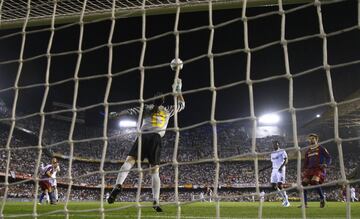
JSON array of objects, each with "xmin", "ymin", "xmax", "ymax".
[{"xmin": 0, "ymin": 0, "xmax": 359, "ymax": 129}]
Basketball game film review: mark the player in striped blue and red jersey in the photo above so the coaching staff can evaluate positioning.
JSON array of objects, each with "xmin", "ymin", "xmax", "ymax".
[
  {"xmin": 38, "ymin": 158, "xmax": 58, "ymax": 205},
  {"xmin": 299, "ymin": 133, "xmax": 331, "ymax": 208}
]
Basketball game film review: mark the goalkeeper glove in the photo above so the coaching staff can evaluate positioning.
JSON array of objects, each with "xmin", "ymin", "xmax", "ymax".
[
  {"xmin": 173, "ymin": 78, "xmax": 182, "ymax": 93},
  {"xmin": 109, "ymin": 112, "xmax": 118, "ymax": 118}
]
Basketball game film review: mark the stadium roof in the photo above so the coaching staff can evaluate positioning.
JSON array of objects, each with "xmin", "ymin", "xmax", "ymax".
[{"xmin": 302, "ymin": 88, "xmax": 360, "ymax": 129}]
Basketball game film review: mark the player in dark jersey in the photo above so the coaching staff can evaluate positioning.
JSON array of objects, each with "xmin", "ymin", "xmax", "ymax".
[
  {"xmin": 341, "ymin": 184, "xmax": 347, "ymax": 202},
  {"xmin": 107, "ymin": 79, "xmax": 185, "ymax": 212},
  {"xmin": 299, "ymin": 134, "xmax": 331, "ymax": 208}
]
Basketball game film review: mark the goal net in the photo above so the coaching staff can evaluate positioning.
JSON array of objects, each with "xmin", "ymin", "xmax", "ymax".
[{"xmin": 1, "ymin": 0, "xmax": 360, "ymax": 218}]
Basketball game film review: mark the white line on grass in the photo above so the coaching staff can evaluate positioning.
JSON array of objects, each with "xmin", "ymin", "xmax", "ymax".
[{"xmin": 38, "ymin": 215, "xmax": 350, "ymax": 219}]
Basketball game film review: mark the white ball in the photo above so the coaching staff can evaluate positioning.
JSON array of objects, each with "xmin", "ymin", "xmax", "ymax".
[{"xmin": 170, "ymin": 58, "xmax": 183, "ymax": 71}]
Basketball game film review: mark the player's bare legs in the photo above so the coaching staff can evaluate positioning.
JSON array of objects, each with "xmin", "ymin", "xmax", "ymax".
[
  {"xmin": 150, "ymin": 164, "xmax": 163, "ymax": 212},
  {"xmin": 108, "ymin": 156, "xmax": 136, "ymax": 204}
]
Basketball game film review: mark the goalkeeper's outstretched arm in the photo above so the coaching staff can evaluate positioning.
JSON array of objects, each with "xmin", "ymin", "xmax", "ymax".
[
  {"xmin": 109, "ymin": 110, "xmax": 132, "ymax": 119},
  {"xmin": 171, "ymin": 78, "xmax": 185, "ymax": 113},
  {"xmin": 109, "ymin": 78, "xmax": 185, "ymax": 119},
  {"xmin": 176, "ymin": 91, "xmax": 185, "ymax": 108}
]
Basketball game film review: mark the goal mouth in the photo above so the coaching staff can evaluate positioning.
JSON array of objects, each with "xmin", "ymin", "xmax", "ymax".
[{"xmin": 1, "ymin": 0, "xmax": 359, "ymax": 218}]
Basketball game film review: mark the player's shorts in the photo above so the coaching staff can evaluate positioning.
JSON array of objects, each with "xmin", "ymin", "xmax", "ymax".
[
  {"xmin": 270, "ymin": 168, "xmax": 286, "ymax": 184},
  {"xmin": 39, "ymin": 180, "xmax": 52, "ymax": 191},
  {"xmin": 302, "ymin": 168, "xmax": 326, "ymax": 184},
  {"xmin": 128, "ymin": 133, "xmax": 162, "ymax": 165},
  {"xmin": 51, "ymin": 179, "xmax": 57, "ymax": 187}
]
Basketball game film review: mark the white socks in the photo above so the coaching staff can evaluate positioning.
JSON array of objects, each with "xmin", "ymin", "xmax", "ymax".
[
  {"xmin": 151, "ymin": 172, "xmax": 161, "ymax": 204},
  {"xmin": 45, "ymin": 192, "xmax": 50, "ymax": 203},
  {"xmin": 116, "ymin": 161, "xmax": 134, "ymax": 185},
  {"xmin": 282, "ymin": 190, "xmax": 288, "ymax": 201},
  {"xmin": 116, "ymin": 160, "xmax": 160, "ymax": 204},
  {"xmin": 277, "ymin": 188, "xmax": 288, "ymax": 202}
]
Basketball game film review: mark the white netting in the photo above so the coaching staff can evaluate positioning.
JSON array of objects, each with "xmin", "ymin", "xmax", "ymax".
[
  {"xmin": 0, "ymin": 0, "xmax": 292, "ymax": 28},
  {"xmin": 1, "ymin": 0, "xmax": 360, "ymax": 218}
]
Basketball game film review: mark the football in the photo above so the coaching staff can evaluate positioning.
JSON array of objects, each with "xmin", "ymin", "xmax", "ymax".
[{"xmin": 170, "ymin": 58, "xmax": 183, "ymax": 71}]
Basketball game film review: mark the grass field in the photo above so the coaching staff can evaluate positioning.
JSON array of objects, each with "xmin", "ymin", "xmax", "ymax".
[{"xmin": 3, "ymin": 201, "xmax": 360, "ymax": 218}]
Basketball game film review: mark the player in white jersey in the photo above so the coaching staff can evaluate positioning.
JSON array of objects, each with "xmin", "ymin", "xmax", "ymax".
[
  {"xmin": 270, "ymin": 140, "xmax": 290, "ymax": 207},
  {"xmin": 40, "ymin": 158, "xmax": 60, "ymax": 203},
  {"xmin": 50, "ymin": 161, "xmax": 60, "ymax": 202},
  {"xmin": 206, "ymin": 187, "xmax": 213, "ymax": 202},
  {"xmin": 38, "ymin": 158, "xmax": 58, "ymax": 205},
  {"xmin": 107, "ymin": 79, "xmax": 185, "ymax": 213},
  {"xmin": 351, "ymin": 186, "xmax": 358, "ymax": 202},
  {"xmin": 200, "ymin": 192, "xmax": 205, "ymax": 202},
  {"xmin": 260, "ymin": 191, "xmax": 265, "ymax": 202}
]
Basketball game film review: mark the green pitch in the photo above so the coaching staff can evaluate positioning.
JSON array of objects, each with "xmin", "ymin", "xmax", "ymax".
[{"xmin": 3, "ymin": 201, "xmax": 360, "ymax": 218}]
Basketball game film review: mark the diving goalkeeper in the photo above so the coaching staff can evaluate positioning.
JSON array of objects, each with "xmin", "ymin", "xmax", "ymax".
[{"xmin": 107, "ymin": 78, "xmax": 185, "ymax": 212}]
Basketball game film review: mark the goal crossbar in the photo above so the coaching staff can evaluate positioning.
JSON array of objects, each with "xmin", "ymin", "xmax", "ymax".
[{"xmin": 0, "ymin": 0, "xmax": 315, "ymax": 30}]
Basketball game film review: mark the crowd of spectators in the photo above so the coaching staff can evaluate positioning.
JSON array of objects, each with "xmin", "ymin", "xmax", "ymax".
[
  {"xmin": 1, "ymin": 111, "xmax": 360, "ymax": 202},
  {"xmin": 3, "ymin": 182, "xmax": 357, "ymax": 203},
  {"xmin": 3, "ymin": 114, "xmax": 255, "ymax": 161}
]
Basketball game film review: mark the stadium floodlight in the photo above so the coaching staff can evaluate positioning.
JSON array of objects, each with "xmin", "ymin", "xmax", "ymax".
[
  {"xmin": 118, "ymin": 120, "xmax": 137, "ymax": 128},
  {"xmin": 259, "ymin": 113, "xmax": 280, "ymax": 125}
]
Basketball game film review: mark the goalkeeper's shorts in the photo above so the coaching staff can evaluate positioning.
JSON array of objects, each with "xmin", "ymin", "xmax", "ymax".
[{"xmin": 129, "ymin": 133, "xmax": 162, "ymax": 165}]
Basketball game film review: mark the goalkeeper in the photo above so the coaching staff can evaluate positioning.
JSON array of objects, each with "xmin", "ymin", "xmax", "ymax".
[{"xmin": 107, "ymin": 78, "xmax": 185, "ymax": 212}]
